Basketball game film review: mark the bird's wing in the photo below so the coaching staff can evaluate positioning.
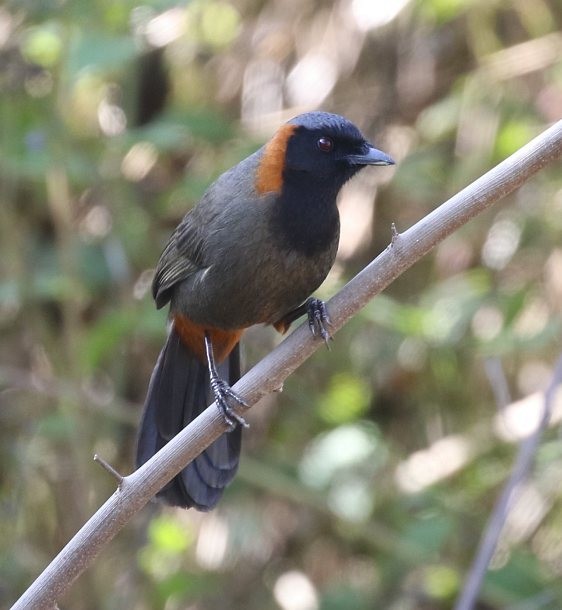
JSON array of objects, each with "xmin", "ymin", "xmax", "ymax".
[
  {"xmin": 152, "ymin": 214, "xmax": 206, "ymax": 309},
  {"xmin": 152, "ymin": 149, "xmax": 265, "ymax": 309}
]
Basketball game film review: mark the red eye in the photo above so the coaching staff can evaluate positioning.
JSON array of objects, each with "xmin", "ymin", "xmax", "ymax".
[{"xmin": 317, "ymin": 137, "xmax": 333, "ymax": 153}]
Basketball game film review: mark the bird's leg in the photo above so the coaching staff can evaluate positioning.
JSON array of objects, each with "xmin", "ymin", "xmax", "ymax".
[
  {"xmin": 204, "ymin": 332, "xmax": 249, "ymax": 430},
  {"xmin": 274, "ymin": 297, "xmax": 333, "ymax": 345},
  {"xmin": 305, "ymin": 297, "xmax": 332, "ymax": 345}
]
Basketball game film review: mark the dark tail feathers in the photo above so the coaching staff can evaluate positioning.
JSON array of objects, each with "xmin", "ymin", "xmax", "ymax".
[{"xmin": 136, "ymin": 326, "xmax": 242, "ymax": 510}]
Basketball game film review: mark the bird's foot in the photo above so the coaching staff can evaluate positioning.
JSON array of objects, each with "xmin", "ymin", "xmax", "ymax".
[
  {"xmin": 204, "ymin": 331, "xmax": 249, "ymax": 430},
  {"xmin": 210, "ymin": 375, "xmax": 249, "ymax": 431},
  {"xmin": 306, "ymin": 298, "xmax": 333, "ymax": 346}
]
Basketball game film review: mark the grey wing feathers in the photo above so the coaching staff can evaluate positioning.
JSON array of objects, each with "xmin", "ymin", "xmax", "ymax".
[
  {"xmin": 152, "ymin": 216, "xmax": 205, "ymax": 309},
  {"xmin": 151, "ymin": 150, "xmax": 263, "ymax": 309}
]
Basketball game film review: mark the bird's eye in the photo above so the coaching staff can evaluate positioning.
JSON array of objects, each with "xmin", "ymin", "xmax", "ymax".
[{"xmin": 317, "ymin": 137, "xmax": 333, "ymax": 153}]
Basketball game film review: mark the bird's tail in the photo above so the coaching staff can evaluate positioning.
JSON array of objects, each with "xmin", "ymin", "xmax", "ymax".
[{"xmin": 136, "ymin": 325, "xmax": 242, "ymax": 510}]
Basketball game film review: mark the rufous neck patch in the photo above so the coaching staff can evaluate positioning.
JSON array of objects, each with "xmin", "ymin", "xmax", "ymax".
[{"xmin": 255, "ymin": 124, "xmax": 297, "ymax": 195}]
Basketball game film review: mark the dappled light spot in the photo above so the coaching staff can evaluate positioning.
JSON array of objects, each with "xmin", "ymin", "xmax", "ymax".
[
  {"xmin": 133, "ymin": 269, "xmax": 155, "ymax": 300},
  {"xmin": 299, "ymin": 423, "xmax": 384, "ymax": 490},
  {"xmin": 500, "ymin": 482, "xmax": 549, "ymax": 545},
  {"xmin": 286, "ymin": 53, "xmax": 337, "ymax": 108},
  {"xmin": 337, "ymin": 183, "xmax": 376, "ymax": 259},
  {"xmin": 327, "ymin": 476, "xmax": 374, "ymax": 522},
  {"xmin": 195, "ymin": 514, "xmax": 229, "ymax": 570},
  {"xmin": 273, "ymin": 570, "xmax": 318, "ymax": 610},
  {"xmin": 532, "ymin": 522, "xmax": 562, "ymax": 574},
  {"xmin": 121, "ymin": 142, "xmax": 158, "ymax": 182},
  {"xmin": 242, "ymin": 59, "xmax": 284, "ymax": 120},
  {"xmin": 351, "ymin": 0, "xmax": 412, "ymax": 31},
  {"xmin": 513, "ymin": 298, "xmax": 549, "ymax": 339},
  {"xmin": 493, "ymin": 389, "xmax": 562, "ymax": 442},
  {"xmin": 79, "ymin": 205, "xmax": 113, "ymax": 241},
  {"xmin": 98, "ymin": 98, "xmax": 127, "ymax": 136},
  {"xmin": 481, "ymin": 217, "xmax": 521, "ymax": 270},
  {"xmin": 545, "ymin": 248, "xmax": 562, "ymax": 304},
  {"xmin": 397, "ymin": 337, "xmax": 428, "ymax": 372},
  {"xmin": 144, "ymin": 8, "xmax": 186, "ymax": 48},
  {"xmin": 395, "ymin": 435, "xmax": 473, "ymax": 493},
  {"xmin": 471, "ymin": 305, "xmax": 504, "ymax": 341}
]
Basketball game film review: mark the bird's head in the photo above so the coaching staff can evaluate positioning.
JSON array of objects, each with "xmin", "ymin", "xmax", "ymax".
[{"xmin": 256, "ymin": 111, "xmax": 394, "ymax": 195}]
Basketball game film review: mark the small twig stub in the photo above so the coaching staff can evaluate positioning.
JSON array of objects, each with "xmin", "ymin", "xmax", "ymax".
[{"xmin": 93, "ymin": 454, "xmax": 124, "ymax": 485}]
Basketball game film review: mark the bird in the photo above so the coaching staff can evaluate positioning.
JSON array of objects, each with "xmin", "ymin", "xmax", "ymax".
[{"xmin": 136, "ymin": 111, "xmax": 394, "ymax": 510}]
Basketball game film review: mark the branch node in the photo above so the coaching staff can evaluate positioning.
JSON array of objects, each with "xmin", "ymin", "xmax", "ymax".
[{"xmin": 93, "ymin": 454, "xmax": 124, "ymax": 485}]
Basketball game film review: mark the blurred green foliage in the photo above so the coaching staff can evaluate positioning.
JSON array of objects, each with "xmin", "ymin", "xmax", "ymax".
[{"xmin": 1, "ymin": 0, "xmax": 562, "ymax": 609}]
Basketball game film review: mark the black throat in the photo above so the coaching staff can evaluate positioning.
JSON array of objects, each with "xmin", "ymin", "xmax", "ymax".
[{"xmin": 270, "ymin": 171, "xmax": 341, "ymax": 257}]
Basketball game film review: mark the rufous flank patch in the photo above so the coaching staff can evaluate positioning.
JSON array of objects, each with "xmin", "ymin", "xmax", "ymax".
[{"xmin": 174, "ymin": 314, "xmax": 244, "ymax": 364}]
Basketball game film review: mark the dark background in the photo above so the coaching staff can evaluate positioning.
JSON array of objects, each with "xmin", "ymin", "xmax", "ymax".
[{"xmin": 2, "ymin": 1, "xmax": 562, "ymax": 608}]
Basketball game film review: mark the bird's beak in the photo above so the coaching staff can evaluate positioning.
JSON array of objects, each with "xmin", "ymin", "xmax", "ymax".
[{"xmin": 346, "ymin": 145, "xmax": 395, "ymax": 167}]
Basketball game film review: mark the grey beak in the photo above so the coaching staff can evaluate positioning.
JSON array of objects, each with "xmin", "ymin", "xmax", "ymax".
[{"xmin": 347, "ymin": 145, "xmax": 395, "ymax": 167}]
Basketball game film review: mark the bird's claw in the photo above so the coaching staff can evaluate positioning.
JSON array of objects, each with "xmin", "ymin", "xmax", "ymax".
[
  {"xmin": 306, "ymin": 298, "xmax": 333, "ymax": 346},
  {"xmin": 210, "ymin": 376, "xmax": 249, "ymax": 431}
]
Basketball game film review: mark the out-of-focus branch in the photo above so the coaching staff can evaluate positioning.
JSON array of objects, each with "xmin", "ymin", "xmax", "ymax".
[
  {"xmin": 454, "ymin": 354, "xmax": 562, "ymax": 610},
  {"xmin": 477, "ymin": 32, "xmax": 562, "ymax": 82},
  {"xmin": 11, "ymin": 120, "xmax": 562, "ymax": 610},
  {"xmin": 0, "ymin": 365, "xmax": 138, "ymax": 425}
]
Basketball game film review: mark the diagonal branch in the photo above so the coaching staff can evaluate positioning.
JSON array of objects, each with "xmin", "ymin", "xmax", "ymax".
[
  {"xmin": 454, "ymin": 354, "xmax": 562, "ymax": 610},
  {"xmin": 11, "ymin": 119, "xmax": 562, "ymax": 610}
]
